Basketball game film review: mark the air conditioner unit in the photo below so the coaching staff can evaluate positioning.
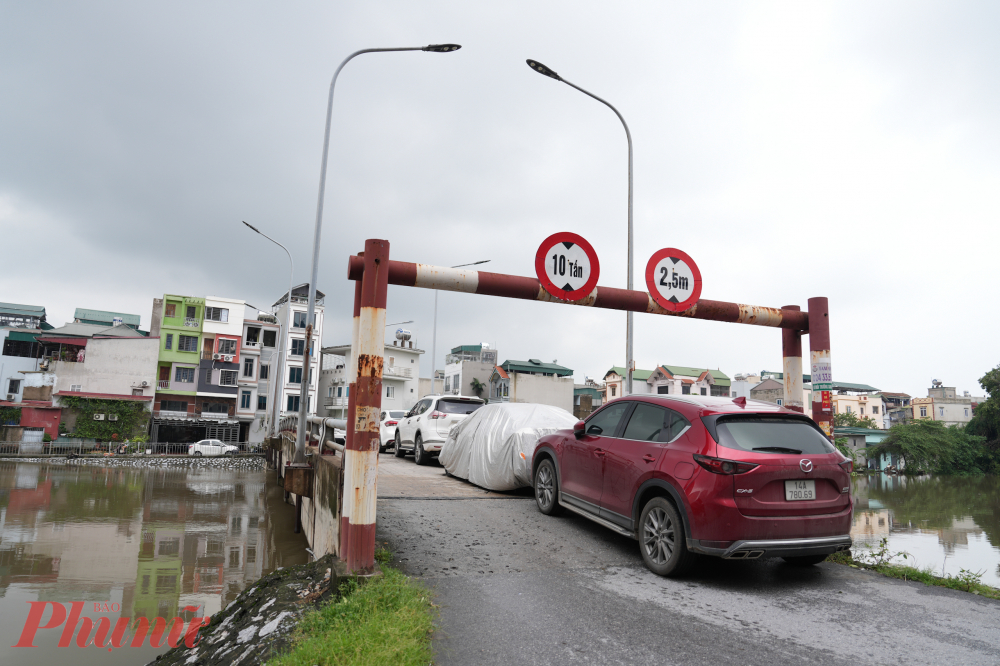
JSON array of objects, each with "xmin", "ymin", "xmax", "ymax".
[
  {"xmin": 141, "ymin": 380, "xmax": 149, "ymax": 387},
  {"xmin": 6, "ymin": 393, "xmax": 14, "ymax": 401},
  {"xmin": 224, "ymin": 355, "xmax": 233, "ymax": 362},
  {"xmin": 108, "ymin": 414, "xmax": 119, "ymax": 421},
  {"xmin": 93, "ymin": 414, "xmax": 105, "ymax": 421},
  {"xmin": 213, "ymin": 353, "xmax": 222, "ymax": 360}
]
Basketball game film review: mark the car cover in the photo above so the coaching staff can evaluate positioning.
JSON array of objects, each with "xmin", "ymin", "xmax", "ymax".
[{"xmin": 439, "ymin": 403, "xmax": 578, "ymax": 491}]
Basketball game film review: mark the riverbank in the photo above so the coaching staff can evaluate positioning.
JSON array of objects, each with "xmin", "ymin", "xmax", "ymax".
[
  {"xmin": 0, "ymin": 455, "xmax": 266, "ymax": 469},
  {"xmin": 827, "ymin": 550, "xmax": 1000, "ymax": 600}
]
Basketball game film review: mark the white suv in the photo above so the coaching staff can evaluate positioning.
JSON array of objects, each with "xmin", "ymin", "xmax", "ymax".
[{"xmin": 394, "ymin": 395, "xmax": 485, "ymax": 465}]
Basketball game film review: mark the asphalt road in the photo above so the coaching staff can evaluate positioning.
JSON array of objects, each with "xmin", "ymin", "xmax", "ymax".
[{"xmin": 374, "ymin": 454, "xmax": 1000, "ymax": 666}]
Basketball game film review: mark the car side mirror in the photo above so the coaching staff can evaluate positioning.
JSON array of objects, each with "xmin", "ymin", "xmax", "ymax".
[{"xmin": 573, "ymin": 420, "xmax": 586, "ymax": 438}]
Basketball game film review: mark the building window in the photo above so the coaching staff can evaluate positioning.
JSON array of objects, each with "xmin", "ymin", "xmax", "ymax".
[
  {"xmin": 257, "ymin": 395, "xmax": 267, "ymax": 410},
  {"xmin": 327, "ymin": 386, "xmax": 333, "ymax": 397},
  {"xmin": 965, "ymin": 408, "xmax": 969, "ymax": 417},
  {"xmin": 777, "ymin": 399, "xmax": 784, "ymax": 406},
  {"xmin": 165, "ymin": 303, "xmax": 176, "ymax": 318},
  {"xmin": 7, "ymin": 378, "xmax": 20, "ymax": 394},
  {"xmin": 205, "ymin": 402, "xmax": 228, "ymax": 414},
  {"xmin": 872, "ymin": 406, "xmax": 879, "ymax": 414},
  {"xmin": 681, "ymin": 385, "xmax": 691, "ymax": 395},
  {"xmin": 240, "ymin": 390, "xmax": 251, "ymax": 410},
  {"xmin": 291, "ymin": 339, "xmax": 305, "ymax": 356},
  {"xmin": 262, "ymin": 330, "xmax": 276, "ymax": 347},
  {"xmin": 70, "ymin": 384, "xmax": 82, "ymax": 392},
  {"xmin": 246, "ymin": 546, "xmax": 256, "ymax": 564},
  {"xmin": 243, "ymin": 357, "xmax": 254, "ymax": 377},
  {"xmin": 175, "ymin": 367, "xmax": 195, "ymax": 383},
  {"xmin": 860, "ymin": 406, "xmax": 865, "ymax": 415},
  {"xmin": 289, "ymin": 367, "xmax": 302, "ymax": 384},
  {"xmin": 186, "ymin": 305, "xmax": 197, "ymax": 319},
  {"xmin": 700, "ymin": 388, "xmax": 707, "ymax": 396},
  {"xmin": 293, "ymin": 312, "xmax": 307, "ymax": 328},
  {"xmin": 165, "ymin": 334, "xmax": 173, "ymax": 350},
  {"xmin": 218, "ymin": 339, "xmax": 237, "ymax": 355},
  {"xmin": 205, "ymin": 307, "xmax": 228, "ymax": 322},
  {"xmin": 939, "ymin": 407, "xmax": 944, "ymax": 417},
  {"xmin": 610, "ymin": 386, "xmax": 616, "ymax": 397},
  {"xmin": 161, "ymin": 400, "xmax": 187, "ymax": 412},
  {"xmin": 386, "ymin": 385, "xmax": 395, "ymax": 399},
  {"xmin": 178, "ymin": 335, "xmax": 198, "ymax": 352},
  {"xmin": 246, "ymin": 327, "xmax": 260, "ymax": 344},
  {"xmin": 287, "ymin": 395, "xmax": 300, "ymax": 412},
  {"xmin": 337, "ymin": 386, "xmax": 342, "ymax": 398},
  {"xmin": 259, "ymin": 364, "xmax": 269, "ymax": 380},
  {"xmin": 846, "ymin": 405, "xmax": 852, "ymax": 414},
  {"xmin": 220, "ymin": 370, "xmax": 238, "ymax": 387},
  {"xmin": 920, "ymin": 406, "xmax": 927, "ymax": 417},
  {"xmin": 132, "ymin": 388, "xmax": 143, "ymax": 396}
]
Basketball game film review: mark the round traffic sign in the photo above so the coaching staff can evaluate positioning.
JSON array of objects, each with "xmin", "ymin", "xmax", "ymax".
[
  {"xmin": 645, "ymin": 248, "xmax": 702, "ymax": 312},
  {"xmin": 535, "ymin": 232, "xmax": 600, "ymax": 302}
]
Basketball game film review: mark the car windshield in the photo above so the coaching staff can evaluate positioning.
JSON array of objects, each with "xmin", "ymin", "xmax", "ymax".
[
  {"xmin": 388, "ymin": 411, "xmax": 406, "ymax": 418},
  {"xmin": 437, "ymin": 399, "xmax": 484, "ymax": 415},
  {"xmin": 716, "ymin": 416, "xmax": 835, "ymax": 455}
]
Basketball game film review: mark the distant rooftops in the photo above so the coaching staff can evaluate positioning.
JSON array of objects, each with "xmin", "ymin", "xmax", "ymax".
[
  {"xmin": 272, "ymin": 284, "xmax": 326, "ymax": 308},
  {"xmin": 0, "ymin": 302, "xmax": 48, "ymax": 329},
  {"xmin": 501, "ymin": 359, "xmax": 573, "ymax": 377},
  {"xmin": 74, "ymin": 308, "xmax": 142, "ymax": 330}
]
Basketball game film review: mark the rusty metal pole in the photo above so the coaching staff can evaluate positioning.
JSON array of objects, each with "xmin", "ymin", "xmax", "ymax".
[
  {"xmin": 808, "ymin": 297, "xmax": 833, "ymax": 439},
  {"xmin": 341, "ymin": 239, "xmax": 388, "ymax": 573},
  {"xmin": 781, "ymin": 305, "xmax": 804, "ymax": 413},
  {"xmin": 339, "ymin": 278, "xmax": 362, "ymax": 559}
]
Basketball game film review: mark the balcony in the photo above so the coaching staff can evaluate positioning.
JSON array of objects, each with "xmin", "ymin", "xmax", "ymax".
[
  {"xmin": 324, "ymin": 397, "xmax": 347, "ymax": 407},
  {"xmin": 384, "ymin": 366, "xmax": 413, "ymax": 379},
  {"xmin": 154, "ymin": 410, "xmax": 189, "ymax": 419},
  {"xmin": 244, "ymin": 340, "xmax": 260, "ymax": 349},
  {"xmin": 184, "ymin": 318, "xmax": 200, "ymax": 327},
  {"xmin": 157, "ymin": 380, "xmax": 169, "ymax": 390},
  {"xmin": 200, "ymin": 411, "xmax": 231, "ymax": 420}
]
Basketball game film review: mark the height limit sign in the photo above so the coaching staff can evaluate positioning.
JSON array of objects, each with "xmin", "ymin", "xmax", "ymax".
[
  {"xmin": 535, "ymin": 232, "xmax": 600, "ymax": 302},
  {"xmin": 645, "ymin": 248, "xmax": 702, "ymax": 312}
]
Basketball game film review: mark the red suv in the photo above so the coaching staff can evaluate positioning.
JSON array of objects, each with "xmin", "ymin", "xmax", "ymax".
[{"xmin": 531, "ymin": 395, "xmax": 852, "ymax": 576}]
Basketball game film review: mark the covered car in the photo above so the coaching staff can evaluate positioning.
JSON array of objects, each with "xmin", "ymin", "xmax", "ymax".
[{"xmin": 439, "ymin": 403, "xmax": 578, "ymax": 491}]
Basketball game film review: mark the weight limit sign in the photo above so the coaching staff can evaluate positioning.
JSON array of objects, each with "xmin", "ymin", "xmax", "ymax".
[
  {"xmin": 534, "ymin": 232, "xmax": 600, "ymax": 302},
  {"xmin": 645, "ymin": 248, "xmax": 702, "ymax": 312}
]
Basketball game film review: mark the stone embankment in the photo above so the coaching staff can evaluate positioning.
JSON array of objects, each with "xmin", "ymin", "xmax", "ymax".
[
  {"xmin": 0, "ymin": 455, "xmax": 266, "ymax": 470},
  {"xmin": 148, "ymin": 554, "xmax": 341, "ymax": 666}
]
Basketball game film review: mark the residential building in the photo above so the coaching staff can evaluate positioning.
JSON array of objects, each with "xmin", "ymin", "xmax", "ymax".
[
  {"xmin": 0, "ymin": 302, "xmax": 49, "ymax": 329},
  {"xmin": 319, "ymin": 334, "xmax": 423, "ymax": 419},
  {"xmin": 602, "ymin": 367, "xmax": 654, "ymax": 401},
  {"xmin": 573, "ymin": 377, "xmax": 605, "ymax": 419},
  {"xmin": 878, "ymin": 392, "xmax": 912, "ymax": 428},
  {"xmin": 912, "ymin": 381, "xmax": 977, "ymax": 426},
  {"xmin": 750, "ymin": 378, "xmax": 786, "ymax": 405},
  {"xmin": 489, "ymin": 359, "xmax": 574, "ymax": 412},
  {"xmin": 646, "ymin": 365, "xmax": 731, "ymax": 397},
  {"xmin": 73, "ymin": 308, "xmax": 146, "ymax": 334},
  {"xmin": 834, "ymin": 426, "xmax": 889, "ymax": 468},
  {"xmin": 443, "ymin": 344, "xmax": 498, "ymax": 398},
  {"xmin": 829, "ymin": 384, "xmax": 884, "ymax": 428},
  {"xmin": 236, "ymin": 308, "xmax": 281, "ymax": 444},
  {"xmin": 730, "ymin": 373, "xmax": 762, "ymax": 399},
  {"xmin": 272, "ymin": 284, "xmax": 324, "ymax": 419},
  {"xmin": 2, "ymin": 329, "xmax": 42, "ymax": 404}
]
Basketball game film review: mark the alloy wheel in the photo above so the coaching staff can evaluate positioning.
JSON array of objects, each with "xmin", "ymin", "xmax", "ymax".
[
  {"xmin": 536, "ymin": 465, "xmax": 555, "ymax": 508},
  {"xmin": 642, "ymin": 507, "xmax": 675, "ymax": 565}
]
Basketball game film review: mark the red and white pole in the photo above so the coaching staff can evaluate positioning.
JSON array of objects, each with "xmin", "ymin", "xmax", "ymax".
[
  {"xmin": 781, "ymin": 305, "xmax": 804, "ymax": 413},
  {"xmin": 808, "ymin": 297, "xmax": 833, "ymax": 439},
  {"xmin": 341, "ymin": 240, "xmax": 388, "ymax": 572},
  {"xmin": 339, "ymin": 278, "xmax": 362, "ymax": 559}
]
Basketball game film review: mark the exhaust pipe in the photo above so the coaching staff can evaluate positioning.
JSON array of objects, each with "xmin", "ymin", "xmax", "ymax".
[{"xmin": 725, "ymin": 549, "xmax": 765, "ymax": 560}]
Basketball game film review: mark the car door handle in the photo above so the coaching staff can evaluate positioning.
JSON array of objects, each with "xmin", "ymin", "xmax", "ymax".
[
  {"xmin": 643, "ymin": 454, "xmax": 657, "ymax": 463},
  {"xmin": 594, "ymin": 449, "xmax": 606, "ymax": 457}
]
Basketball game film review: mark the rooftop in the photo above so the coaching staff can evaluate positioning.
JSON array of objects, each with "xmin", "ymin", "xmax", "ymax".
[
  {"xmin": 73, "ymin": 308, "xmax": 141, "ymax": 327},
  {"xmin": 38, "ymin": 322, "xmax": 146, "ymax": 339},
  {"xmin": 605, "ymin": 367, "xmax": 655, "ymax": 381},
  {"xmin": 272, "ymin": 283, "xmax": 326, "ymax": 308},
  {"xmin": 502, "ymin": 359, "xmax": 573, "ymax": 377}
]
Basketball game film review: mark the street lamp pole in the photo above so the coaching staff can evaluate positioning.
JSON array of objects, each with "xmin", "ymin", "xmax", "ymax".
[
  {"xmin": 430, "ymin": 260, "xmax": 490, "ymax": 395},
  {"xmin": 296, "ymin": 43, "xmax": 462, "ymax": 464},
  {"xmin": 526, "ymin": 59, "xmax": 634, "ymax": 395},
  {"xmin": 242, "ymin": 221, "xmax": 293, "ymax": 440}
]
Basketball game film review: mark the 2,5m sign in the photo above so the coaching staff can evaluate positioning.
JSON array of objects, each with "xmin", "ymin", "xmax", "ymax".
[
  {"xmin": 535, "ymin": 232, "xmax": 600, "ymax": 302},
  {"xmin": 645, "ymin": 248, "xmax": 702, "ymax": 312}
]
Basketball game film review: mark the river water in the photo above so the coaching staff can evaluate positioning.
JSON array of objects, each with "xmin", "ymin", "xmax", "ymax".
[
  {"xmin": 0, "ymin": 461, "xmax": 309, "ymax": 666},
  {"xmin": 851, "ymin": 473, "xmax": 1000, "ymax": 587}
]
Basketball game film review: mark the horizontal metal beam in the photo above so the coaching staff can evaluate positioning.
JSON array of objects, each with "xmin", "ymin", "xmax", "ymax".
[{"xmin": 347, "ymin": 255, "xmax": 809, "ymax": 331}]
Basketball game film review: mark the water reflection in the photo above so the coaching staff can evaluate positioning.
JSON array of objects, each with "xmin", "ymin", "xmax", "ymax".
[
  {"xmin": 0, "ymin": 462, "xmax": 308, "ymax": 666},
  {"xmin": 851, "ymin": 473, "xmax": 1000, "ymax": 586}
]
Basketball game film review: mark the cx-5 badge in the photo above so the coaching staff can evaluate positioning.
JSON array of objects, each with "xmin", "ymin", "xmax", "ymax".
[{"xmin": 800, "ymin": 459, "xmax": 813, "ymax": 473}]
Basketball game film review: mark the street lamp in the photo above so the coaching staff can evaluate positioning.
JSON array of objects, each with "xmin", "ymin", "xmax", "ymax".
[
  {"xmin": 430, "ymin": 260, "xmax": 490, "ymax": 394},
  {"xmin": 526, "ymin": 59, "xmax": 635, "ymax": 395},
  {"xmin": 242, "ymin": 221, "xmax": 293, "ymax": 439},
  {"xmin": 295, "ymin": 43, "xmax": 462, "ymax": 464}
]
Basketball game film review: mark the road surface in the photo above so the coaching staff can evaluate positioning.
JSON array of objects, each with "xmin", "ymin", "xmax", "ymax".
[{"xmin": 375, "ymin": 453, "xmax": 1000, "ymax": 665}]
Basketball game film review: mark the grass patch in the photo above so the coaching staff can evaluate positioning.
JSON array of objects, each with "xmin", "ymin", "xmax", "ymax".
[
  {"xmin": 270, "ymin": 563, "xmax": 435, "ymax": 666},
  {"xmin": 825, "ymin": 551, "xmax": 1000, "ymax": 600}
]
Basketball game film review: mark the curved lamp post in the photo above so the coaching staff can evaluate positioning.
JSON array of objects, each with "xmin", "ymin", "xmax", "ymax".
[
  {"xmin": 295, "ymin": 43, "xmax": 462, "ymax": 464},
  {"xmin": 242, "ymin": 221, "xmax": 293, "ymax": 440},
  {"xmin": 526, "ymin": 59, "xmax": 635, "ymax": 396}
]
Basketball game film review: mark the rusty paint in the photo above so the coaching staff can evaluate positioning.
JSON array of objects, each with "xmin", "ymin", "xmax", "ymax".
[
  {"xmin": 782, "ymin": 305, "xmax": 805, "ymax": 413},
  {"xmin": 536, "ymin": 285, "xmax": 598, "ymax": 306},
  {"xmin": 356, "ymin": 353, "xmax": 384, "ymax": 379},
  {"xmin": 737, "ymin": 304, "xmax": 784, "ymax": 327},
  {"xmin": 808, "ymin": 297, "xmax": 833, "ymax": 440}
]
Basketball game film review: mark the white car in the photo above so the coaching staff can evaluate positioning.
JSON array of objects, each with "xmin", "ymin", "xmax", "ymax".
[
  {"xmin": 394, "ymin": 395, "xmax": 485, "ymax": 465},
  {"xmin": 189, "ymin": 439, "xmax": 239, "ymax": 457},
  {"xmin": 379, "ymin": 410, "xmax": 407, "ymax": 453}
]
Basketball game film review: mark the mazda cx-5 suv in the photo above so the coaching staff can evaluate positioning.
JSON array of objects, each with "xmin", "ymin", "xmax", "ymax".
[{"xmin": 531, "ymin": 395, "xmax": 853, "ymax": 576}]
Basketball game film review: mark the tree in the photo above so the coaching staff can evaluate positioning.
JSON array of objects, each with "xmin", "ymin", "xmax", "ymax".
[
  {"xmin": 833, "ymin": 411, "xmax": 880, "ymax": 429},
  {"xmin": 469, "ymin": 378, "xmax": 486, "ymax": 399},
  {"xmin": 868, "ymin": 420, "xmax": 988, "ymax": 475},
  {"xmin": 966, "ymin": 364, "xmax": 1000, "ymax": 470}
]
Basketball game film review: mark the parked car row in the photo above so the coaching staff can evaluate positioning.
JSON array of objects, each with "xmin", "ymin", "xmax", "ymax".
[{"xmin": 390, "ymin": 395, "xmax": 485, "ymax": 464}]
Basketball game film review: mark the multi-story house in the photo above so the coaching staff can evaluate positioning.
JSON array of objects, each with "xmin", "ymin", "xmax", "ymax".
[
  {"xmin": 1, "ymin": 302, "xmax": 48, "ymax": 405},
  {"xmin": 911, "ymin": 381, "xmax": 978, "ymax": 426},
  {"xmin": 319, "ymin": 331, "xmax": 423, "ymax": 419},
  {"xmin": 236, "ymin": 309, "xmax": 281, "ymax": 444},
  {"xmin": 602, "ymin": 364, "xmax": 731, "ymax": 401},
  {"xmin": 72, "ymin": 308, "xmax": 146, "ymax": 334},
  {"xmin": 443, "ymin": 344, "xmax": 498, "ymax": 397},
  {"xmin": 489, "ymin": 359, "xmax": 574, "ymax": 411},
  {"xmin": 271, "ymin": 284, "xmax": 324, "ymax": 419}
]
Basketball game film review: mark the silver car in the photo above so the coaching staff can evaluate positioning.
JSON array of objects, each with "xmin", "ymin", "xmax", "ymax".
[{"xmin": 188, "ymin": 439, "xmax": 238, "ymax": 457}]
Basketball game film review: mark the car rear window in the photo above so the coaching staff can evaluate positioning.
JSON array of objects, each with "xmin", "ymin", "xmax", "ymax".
[
  {"xmin": 437, "ymin": 399, "xmax": 484, "ymax": 415},
  {"xmin": 715, "ymin": 416, "xmax": 834, "ymax": 455},
  {"xmin": 388, "ymin": 411, "xmax": 406, "ymax": 418}
]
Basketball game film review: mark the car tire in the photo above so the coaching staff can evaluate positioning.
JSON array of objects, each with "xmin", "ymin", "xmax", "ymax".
[
  {"xmin": 781, "ymin": 554, "xmax": 829, "ymax": 566},
  {"xmin": 225, "ymin": 451, "xmax": 235, "ymax": 457},
  {"xmin": 533, "ymin": 458, "xmax": 562, "ymax": 516},
  {"xmin": 638, "ymin": 497, "xmax": 694, "ymax": 577},
  {"xmin": 193, "ymin": 451, "xmax": 202, "ymax": 457},
  {"xmin": 379, "ymin": 440, "xmax": 387, "ymax": 454},
  {"xmin": 394, "ymin": 431, "xmax": 406, "ymax": 458},
  {"xmin": 414, "ymin": 435, "xmax": 429, "ymax": 466}
]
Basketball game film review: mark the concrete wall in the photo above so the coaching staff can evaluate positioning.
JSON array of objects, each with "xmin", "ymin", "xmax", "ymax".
[
  {"xmin": 51, "ymin": 337, "xmax": 159, "ymax": 398},
  {"xmin": 276, "ymin": 437, "xmax": 342, "ymax": 558},
  {"xmin": 509, "ymin": 373, "xmax": 574, "ymax": 412},
  {"xmin": 2, "ymin": 332, "xmax": 41, "ymax": 401},
  {"xmin": 21, "ymin": 370, "xmax": 56, "ymax": 401},
  {"xmin": 445, "ymin": 361, "xmax": 494, "ymax": 397}
]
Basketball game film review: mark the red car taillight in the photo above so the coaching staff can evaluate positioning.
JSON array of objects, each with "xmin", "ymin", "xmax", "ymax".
[
  {"xmin": 839, "ymin": 459, "xmax": 853, "ymax": 474},
  {"xmin": 693, "ymin": 454, "xmax": 758, "ymax": 475},
  {"xmin": 429, "ymin": 410, "xmax": 447, "ymax": 419},
  {"xmin": 386, "ymin": 420, "xmax": 397, "ymax": 427}
]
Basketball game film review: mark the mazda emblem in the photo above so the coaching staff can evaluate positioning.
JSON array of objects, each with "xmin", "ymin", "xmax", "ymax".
[{"xmin": 800, "ymin": 459, "xmax": 813, "ymax": 473}]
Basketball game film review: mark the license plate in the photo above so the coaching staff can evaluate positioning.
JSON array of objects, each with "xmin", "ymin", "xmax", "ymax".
[{"xmin": 785, "ymin": 480, "xmax": 816, "ymax": 501}]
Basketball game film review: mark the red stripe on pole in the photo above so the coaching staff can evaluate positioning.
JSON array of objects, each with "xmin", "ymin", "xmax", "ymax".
[
  {"xmin": 360, "ymin": 240, "xmax": 389, "ymax": 309},
  {"xmin": 593, "ymin": 286, "xmax": 648, "ymax": 311},
  {"xmin": 340, "ymin": 517, "xmax": 376, "ymax": 570},
  {"xmin": 475, "ymin": 270, "xmax": 542, "ymax": 300}
]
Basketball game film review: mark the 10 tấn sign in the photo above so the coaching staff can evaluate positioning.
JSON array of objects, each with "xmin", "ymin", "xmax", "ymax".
[
  {"xmin": 645, "ymin": 248, "xmax": 702, "ymax": 312},
  {"xmin": 534, "ymin": 232, "xmax": 600, "ymax": 302}
]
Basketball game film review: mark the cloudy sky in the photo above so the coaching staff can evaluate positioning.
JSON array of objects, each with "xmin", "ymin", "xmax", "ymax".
[{"xmin": 2, "ymin": 1, "xmax": 997, "ymax": 398}]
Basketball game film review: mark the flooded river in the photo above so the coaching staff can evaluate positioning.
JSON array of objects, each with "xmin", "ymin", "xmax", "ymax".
[
  {"xmin": 852, "ymin": 473, "xmax": 1000, "ymax": 587},
  {"xmin": 0, "ymin": 461, "xmax": 309, "ymax": 666}
]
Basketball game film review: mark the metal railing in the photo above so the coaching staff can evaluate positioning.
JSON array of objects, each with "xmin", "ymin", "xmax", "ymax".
[
  {"xmin": 157, "ymin": 380, "xmax": 170, "ymax": 389},
  {"xmin": 0, "ymin": 441, "xmax": 267, "ymax": 456},
  {"xmin": 384, "ymin": 366, "xmax": 412, "ymax": 378}
]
